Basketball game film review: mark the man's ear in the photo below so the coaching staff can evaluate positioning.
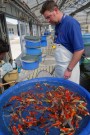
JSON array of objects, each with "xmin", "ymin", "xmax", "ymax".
[{"xmin": 54, "ymin": 7, "xmax": 58, "ymax": 13}]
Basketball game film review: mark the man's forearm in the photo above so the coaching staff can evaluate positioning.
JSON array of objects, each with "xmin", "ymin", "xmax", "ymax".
[{"xmin": 68, "ymin": 49, "xmax": 84, "ymax": 70}]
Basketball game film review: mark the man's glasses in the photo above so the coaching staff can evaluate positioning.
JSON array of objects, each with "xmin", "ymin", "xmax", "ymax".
[{"xmin": 45, "ymin": 13, "xmax": 53, "ymax": 20}]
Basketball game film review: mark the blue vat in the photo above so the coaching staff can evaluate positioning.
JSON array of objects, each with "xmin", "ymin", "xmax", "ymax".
[
  {"xmin": 25, "ymin": 40, "xmax": 41, "ymax": 48},
  {"xmin": 21, "ymin": 60, "xmax": 39, "ymax": 70},
  {"xmin": 41, "ymin": 35, "xmax": 47, "ymax": 41},
  {"xmin": 44, "ymin": 31, "xmax": 51, "ymax": 35},
  {"xmin": 0, "ymin": 78, "xmax": 90, "ymax": 135},
  {"xmin": 39, "ymin": 55, "xmax": 42, "ymax": 62},
  {"xmin": 82, "ymin": 34, "xmax": 90, "ymax": 44},
  {"xmin": 41, "ymin": 40, "xmax": 47, "ymax": 47},
  {"xmin": 26, "ymin": 48, "xmax": 41, "ymax": 55},
  {"xmin": 21, "ymin": 55, "xmax": 39, "ymax": 70}
]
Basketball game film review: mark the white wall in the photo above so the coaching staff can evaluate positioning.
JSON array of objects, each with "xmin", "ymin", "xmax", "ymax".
[
  {"xmin": 37, "ymin": 25, "xmax": 41, "ymax": 37},
  {"xmin": 32, "ymin": 24, "xmax": 37, "ymax": 36},
  {"xmin": 88, "ymin": 25, "xmax": 90, "ymax": 32},
  {"xmin": 7, "ymin": 24, "xmax": 18, "ymax": 35}
]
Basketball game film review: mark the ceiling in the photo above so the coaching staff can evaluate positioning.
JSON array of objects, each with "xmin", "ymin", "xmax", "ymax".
[
  {"xmin": 21, "ymin": 0, "xmax": 90, "ymax": 25},
  {"xmin": 0, "ymin": 0, "xmax": 90, "ymax": 26}
]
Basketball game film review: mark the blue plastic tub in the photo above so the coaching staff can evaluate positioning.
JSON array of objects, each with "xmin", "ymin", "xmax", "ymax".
[
  {"xmin": 82, "ymin": 34, "xmax": 90, "ymax": 43},
  {"xmin": 39, "ymin": 55, "xmax": 42, "ymax": 62},
  {"xmin": 44, "ymin": 31, "xmax": 51, "ymax": 36},
  {"xmin": 26, "ymin": 48, "xmax": 41, "ymax": 55},
  {"xmin": 0, "ymin": 78, "xmax": 90, "ymax": 135},
  {"xmin": 21, "ymin": 55, "xmax": 39, "ymax": 70},
  {"xmin": 25, "ymin": 40, "xmax": 41, "ymax": 48},
  {"xmin": 41, "ymin": 40, "xmax": 47, "ymax": 47},
  {"xmin": 21, "ymin": 60, "xmax": 39, "ymax": 70},
  {"xmin": 41, "ymin": 35, "xmax": 47, "ymax": 41},
  {"xmin": 41, "ymin": 35, "xmax": 47, "ymax": 46},
  {"xmin": 83, "ymin": 37, "xmax": 90, "ymax": 43}
]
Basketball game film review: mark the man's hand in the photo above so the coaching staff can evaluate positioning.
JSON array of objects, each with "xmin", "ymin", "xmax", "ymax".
[
  {"xmin": 0, "ymin": 83, "xmax": 3, "ymax": 88},
  {"xmin": 64, "ymin": 69, "xmax": 72, "ymax": 79},
  {"xmin": 64, "ymin": 49, "xmax": 84, "ymax": 79}
]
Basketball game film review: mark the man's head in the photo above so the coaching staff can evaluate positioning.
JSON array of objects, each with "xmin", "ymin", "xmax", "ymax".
[
  {"xmin": 40, "ymin": 0, "xmax": 63, "ymax": 24},
  {"xmin": 0, "ymin": 39, "xmax": 9, "ymax": 60}
]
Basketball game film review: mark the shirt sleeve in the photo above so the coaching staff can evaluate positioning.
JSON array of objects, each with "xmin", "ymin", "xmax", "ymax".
[{"xmin": 68, "ymin": 20, "xmax": 84, "ymax": 52}]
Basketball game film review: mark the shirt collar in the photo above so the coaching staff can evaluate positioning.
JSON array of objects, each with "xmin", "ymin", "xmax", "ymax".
[
  {"xmin": 57, "ymin": 14, "xmax": 66, "ymax": 25},
  {"xmin": 61, "ymin": 14, "xmax": 66, "ymax": 23}
]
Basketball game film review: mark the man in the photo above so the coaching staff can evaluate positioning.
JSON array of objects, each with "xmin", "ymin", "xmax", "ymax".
[{"xmin": 40, "ymin": 0, "xmax": 84, "ymax": 84}]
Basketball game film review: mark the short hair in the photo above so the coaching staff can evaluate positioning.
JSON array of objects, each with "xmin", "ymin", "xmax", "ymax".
[
  {"xmin": 0, "ymin": 39, "xmax": 9, "ymax": 53},
  {"xmin": 40, "ymin": 0, "xmax": 58, "ymax": 14}
]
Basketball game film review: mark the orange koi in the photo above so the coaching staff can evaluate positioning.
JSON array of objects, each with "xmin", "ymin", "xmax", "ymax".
[
  {"xmin": 9, "ymin": 96, "xmax": 22, "ymax": 102},
  {"xmin": 60, "ymin": 127, "xmax": 74, "ymax": 132},
  {"xmin": 18, "ymin": 124, "xmax": 24, "ymax": 132},
  {"xmin": 51, "ymin": 121, "xmax": 61, "ymax": 127},
  {"xmin": 11, "ymin": 125, "xmax": 19, "ymax": 135}
]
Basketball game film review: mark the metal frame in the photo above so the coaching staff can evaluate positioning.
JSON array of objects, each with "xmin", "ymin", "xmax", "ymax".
[{"xmin": 0, "ymin": 0, "xmax": 90, "ymax": 26}]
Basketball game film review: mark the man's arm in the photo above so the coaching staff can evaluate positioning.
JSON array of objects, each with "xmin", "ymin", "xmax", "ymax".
[
  {"xmin": 68, "ymin": 49, "xmax": 84, "ymax": 70},
  {"xmin": 64, "ymin": 49, "xmax": 84, "ymax": 79},
  {"xmin": 0, "ymin": 83, "xmax": 3, "ymax": 88}
]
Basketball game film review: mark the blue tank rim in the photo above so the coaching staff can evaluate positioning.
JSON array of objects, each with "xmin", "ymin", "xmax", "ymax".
[
  {"xmin": 1, "ymin": 77, "xmax": 90, "ymax": 101},
  {"xmin": 0, "ymin": 77, "xmax": 90, "ymax": 135}
]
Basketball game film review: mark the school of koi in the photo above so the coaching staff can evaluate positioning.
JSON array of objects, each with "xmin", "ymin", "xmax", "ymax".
[{"xmin": 3, "ymin": 83, "xmax": 90, "ymax": 135}]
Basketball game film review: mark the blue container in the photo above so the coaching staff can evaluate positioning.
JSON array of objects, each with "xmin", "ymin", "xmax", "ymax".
[
  {"xmin": 41, "ymin": 40, "xmax": 47, "ymax": 47},
  {"xmin": 25, "ymin": 40, "xmax": 41, "ymax": 48},
  {"xmin": 82, "ymin": 34, "xmax": 90, "ymax": 43},
  {"xmin": 17, "ymin": 66, "xmax": 21, "ymax": 73},
  {"xmin": 0, "ymin": 78, "xmax": 90, "ymax": 135},
  {"xmin": 26, "ymin": 48, "xmax": 41, "ymax": 55},
  {"xmin": 21, "ymin": 55, "xmax": 39, "ymax": 70},
  {"xmin": 41, "ymin": 35, "xmax": 47, "ymax": 41},
  {"xmin": 21, "ymin": 60, "xmax": 39, "ymax": 70},
  {"xmin": 44, "ymin": 31, "xmax": 51, "ymax": 36},
  {"xmin": 39, "ymin": 55, "xmax": 42, "ymax": 62},
  {"xmin": 83, "ymin": 37, "xmax": 90, "ymax": 43}
]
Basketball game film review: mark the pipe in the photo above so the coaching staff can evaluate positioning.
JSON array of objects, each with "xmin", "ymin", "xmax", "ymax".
[
  {"xmin": 70, "ymin": 2, "xmax": 90, "ymax": 16},
  {"xmin": 13, "ymin": 0, "xmax": 40, "ymax": 23}
]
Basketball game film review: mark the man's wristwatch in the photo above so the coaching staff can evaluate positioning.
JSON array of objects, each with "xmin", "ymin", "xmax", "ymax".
[{"xmin": 67, "ymin": 67, "xmax": 73, "ymax": 72}]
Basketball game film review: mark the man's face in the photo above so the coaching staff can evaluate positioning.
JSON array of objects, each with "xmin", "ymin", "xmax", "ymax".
[
  {"xmin": 0, "ymin": 52, "xmax": 5, "ymax": 60},
  {"xmin": 43, "ymin": 9, "xmax": 58, "ymax": 24}
]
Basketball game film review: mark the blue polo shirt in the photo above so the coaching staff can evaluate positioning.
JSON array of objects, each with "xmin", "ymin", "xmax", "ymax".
[{"xmin": 54, "ymin": 15, "xmax": 84, "ymax": 53}]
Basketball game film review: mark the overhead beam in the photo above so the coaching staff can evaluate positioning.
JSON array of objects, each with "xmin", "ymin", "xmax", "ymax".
[
  {"xmin": 59, "ymin": 0, "xmax": 67, "ymax": 9},
  {"xmin": 70, "ymin": 2, "xmax": 90, "ymax": 16},
  {"xmin": 31, "ymin": 2, "xmax": 44, "ymax": 11},
  {"xmin": 13, "ymin": 0, "xmax": 38, "ymax": 21},
  {"xmin": 36, "ymin": 0, "xmax": 39, "ymax": 5}
]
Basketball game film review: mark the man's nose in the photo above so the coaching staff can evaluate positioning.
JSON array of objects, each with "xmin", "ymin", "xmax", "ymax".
[{"xmin": 46, "ymin": 19, "xmax": 51, "ymax": 23}]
